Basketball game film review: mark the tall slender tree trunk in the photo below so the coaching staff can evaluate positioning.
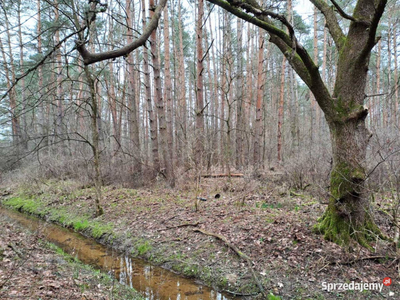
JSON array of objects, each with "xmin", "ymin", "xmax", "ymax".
[
  {"xmin": 84, "ymin": 66, "xmax": 104, "ymax": 217},
  {"xmin": 54, "ymin": 0, "xmax": 64, "ymax": 145},
  {"xmin": 176, "ymin": 0, "xmax": 187, "ymax": 164},
  {"xmin": 277, "ymin": 57, "xmax": 286, "ymax": 163},
  {"xmin": 220, "ymin": 10, "xmax": 226, "ymax": 171},
  {"xmin": 142, "ymin": 0, "xmax": 159, "ymax": 172},
  {"xmin": 163, "ymin": 6, "xmax": 175, "ymax": 172},
  {"xmin": 376, "ymin": 39, "xmax": 382, "ymax": 127},
  {"xmin": 1, "ymin": 12, "xmax": 21, "ymax": 151},
  {"xmin": 254, "ymin": 29, "xmax": 264, "ymax": 168},
  {"xmin": 313, "ymin": 7, "xmax": 321, "ymax": 142},
  {"xmin": 387, "ymin": 19, "xmax": 392, "ymax": 126},
  {"xmin": 126, "ymin": 0, "xmax": 141, "ymax": 173},
  {"xmin": 17, "ymin": 1, "xmax": 27, "ymax": 149},
  {"xmin": 149, "ymin": 0, "xmax": 175, "ymax": 186},
  {"xmin": 37, "ymin": 0, "xmax": 48, "ymax": 148},
  {"xmin": 106, "ymin": 26, "xmax": 120, "ymax": 156},
  {"xmin": 394, "ymin": 24, "xmax": 398, "ymax": 126},
  {"xmin": 195, "ymin": 0, "xmax": 205, "ymax": 168},
  {"xmin": 208, "ymin": 13, "xmax": 219, "ymax": 166},
  {"xmin": 244, "ymin": 23, "xmax": 254, "ymax": 166},
  {"xmin": 235, "ymin": 19, "xmax": 244, "ymax": 169}
]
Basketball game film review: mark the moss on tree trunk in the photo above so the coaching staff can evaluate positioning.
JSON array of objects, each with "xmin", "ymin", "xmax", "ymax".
[{"xmin": 314, "ymin": 120, "xmax": 382, "ymax": 250}]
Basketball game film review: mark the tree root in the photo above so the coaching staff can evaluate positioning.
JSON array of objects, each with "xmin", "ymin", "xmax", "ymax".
[
  {"xmin": 159, "ymin": 222, "xmax": 201, "ymax": 231},
  {"xmin": 193, "ymin": 228, "xmax": 267, "ymax": 298}
]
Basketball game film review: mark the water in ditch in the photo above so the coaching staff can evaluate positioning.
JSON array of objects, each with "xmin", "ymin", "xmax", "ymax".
[{"xmin": 0, "ymin": 207, "xmax": 238, "ymax": 299}]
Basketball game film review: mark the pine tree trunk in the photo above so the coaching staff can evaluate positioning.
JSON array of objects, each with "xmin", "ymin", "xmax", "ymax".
[
  {"xmin": 1, "ymin": 12, "xmax": 21, "ymax": 151},
  {"xmin": 84, "ymin": 66, "xmax": 104, "ymax": 217},
  {"xmin": 142, "ymin": 0, "xmax": 159, "ymax": 173},
  {"xmin": 176, "ymin": 0, "xmax": 187, "ymax": 164},
  {"xmin": 394, "ymin": 25, "xmax": 399, "ymax": 126},
  {"xmin": 163, "ymin": 6, "xmax": 175, "ymax": 174},
  {"xmin": 126, "ymin": 0, "xmax": 141, "ymax": 173},
  {"xmin": 235, "ymin": 19, "xmax": 244, "ymax": 169},
  {"xmin": 17, "ymin": 1, "xmax": 27, "ymax": 150},
  {"xmin": 253, "ymin": 29, "xmax": 264, "ymax": 168},
  {"xmin": 277, "ymin": 56, "xmax": 285, "ymax": 163},
  {"xmin": 149, "ymin": 0, "xmax": 175, "ymax": 187},
  {"xmin": 195, "ymin": 0, "xmax": 205, "ymax": 167}
]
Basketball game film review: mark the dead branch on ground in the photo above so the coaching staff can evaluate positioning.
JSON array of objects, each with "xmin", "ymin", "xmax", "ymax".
[{"xmin": 193, "ymin": 228, "xmax": 267, "ymax": 298}]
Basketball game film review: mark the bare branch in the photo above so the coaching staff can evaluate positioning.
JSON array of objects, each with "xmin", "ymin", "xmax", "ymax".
[
  {"xmin": 207, "ymin": 0, "xmax": 334, "ymax": 117},
  {"xmin": 1, "ymin": 26, "xmax": 87, "ymax": 102},
  {"xmin": 76, "ymin": 0, "xmax": 168, "ymax": 65},
  {"xmin": 330, "ymin": 0, "xmax": 357, "ymax": 22}
]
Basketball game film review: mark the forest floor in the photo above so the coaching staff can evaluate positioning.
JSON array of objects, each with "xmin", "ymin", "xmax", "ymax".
[
  {"xmin": 0, "ymin": 207, "xmax": 143, "ymax": 299},
  {"xmin": 0, "ymin": 176, "xmax": 398, "ymax": 299}
]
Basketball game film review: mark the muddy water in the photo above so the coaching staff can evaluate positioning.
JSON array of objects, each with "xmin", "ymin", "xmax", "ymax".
[{"xmin": 1, "ymin": 207, "xmax": 237, "ymax": 300}]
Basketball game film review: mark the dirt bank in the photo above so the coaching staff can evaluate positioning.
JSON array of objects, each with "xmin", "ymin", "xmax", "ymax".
[{"xmin": 1, "ymin": 178, "xmax": 398, "ymax": 299}]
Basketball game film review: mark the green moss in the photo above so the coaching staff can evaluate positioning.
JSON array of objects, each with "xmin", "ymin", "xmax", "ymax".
[
  {"xmin": 2, "ymin": 195, "xmax": 47, "ymax": 216},
  {"xmin": 315, "ymin": 203, "xmax": 386, "ymax": 251},
  {"xmin": 137, "ymin": 241, "xmax": 152, "ymax": 256},
  {"xmin": 91, "ymin": 222, "xmax": 113, "ymax": 239},
  {"xmin": 314, "ymin": 207, "xmax": 351, "ymax": 247},
  {"xmin": 182, "ymin": 264, "xmax": 199, "ymax": 277},
  {"xmin": 330, "ymin": 162, "xmax": 352, "ymax": 199},
  {"xmin": 268, "ymin": 293, "xmax": 282, "ymax": 300},
  {"xmin": 73, "ymin": 219, "xmax": 89, "ymax": 231}
]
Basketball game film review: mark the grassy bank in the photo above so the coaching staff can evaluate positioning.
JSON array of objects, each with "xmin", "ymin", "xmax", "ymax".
[{"xmin": 1, "ymin": 179, "xmax": 398, "ymax": 299}]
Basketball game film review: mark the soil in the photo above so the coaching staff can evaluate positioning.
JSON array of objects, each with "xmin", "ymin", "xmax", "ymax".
[
  {"xmin": 0, "ymin": 176, "xmax": 398, "ymax": 299},
  {"xmin": 0, "ymin": 209, "xmax": 142, "ymax": 299}
]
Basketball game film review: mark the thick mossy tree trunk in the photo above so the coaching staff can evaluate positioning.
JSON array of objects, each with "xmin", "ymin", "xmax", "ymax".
[
  {"xmin": 314, "ymin": 0, "xmax": 387, "ymax": 249},
  {"xmin": 316, "ymin": 116, "xmax": 382, "ymax": 249}
]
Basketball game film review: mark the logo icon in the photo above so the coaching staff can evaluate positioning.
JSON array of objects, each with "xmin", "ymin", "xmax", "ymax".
[{"xmin": 383, "ymin": 277, "xmax": 392, "ymax": 286}]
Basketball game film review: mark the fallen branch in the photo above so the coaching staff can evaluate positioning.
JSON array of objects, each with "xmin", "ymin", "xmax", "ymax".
[
  {"xmin": 159, "ymin": 222, "xmax": 201, "ymax": 231},
  {"xmin": 332, "ymin": 255, "xmax": 396, "ymax": 265},
  {"xmin": 8, "ymin": 242, "xmax": 24, "ymax": 258},
  {"xmin": 223, "ymin": 290, "xmax": 260, "ymax": 296},
  {"xmin": 201, "ymin": 173, "xmax": 244, "ymax": 178},
  {"xmin": 193, "ymin": 228, "xmax": 267, "ymax": 298}
]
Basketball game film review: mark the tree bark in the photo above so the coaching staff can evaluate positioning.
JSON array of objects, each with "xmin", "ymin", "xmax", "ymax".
[
  {"xmin": 1, "ymin": 10, "xmax": 21, "ymax": 151},
  {"xmin": 141, "ymin": 0, "xmax": 159, "ymax": 173},
  {"xmin": 394, "ymin": 24, "xmax": 399, "ymax": 126},
  {"xmin": 17, "ymin": 1, "xmax": 27, "ymax": 150},
  {"xmin": 163, "ymin": 6, "xmax": 175, "ymax": 173},
  {"xmin": 84, "ymin": 66, "xmax": 104, "ymax": 217},
  {"xmin": 149, "ymin": 0, "xmax": 175, "ymax": 187},
  {"xmin": 277, "ymin": 56, "xmax": 285, "ymax": 163},
  {"xmin": 176, "ymin": 0, "xmax": 188, "ymax": 164},
  {"xmin": 126, "ymin": 0, "xmax": 141, "ymax": 173},
  {"xmin": 235, "ymin": 18, "xmax": 244, "ymax": 169},
  {"xmin": 195, "ymin": 0, "xmax": 205, "ymax": 167},
  {"xmin": 253, "ymin": 29, "xmax": 264, "ymax": 168}
]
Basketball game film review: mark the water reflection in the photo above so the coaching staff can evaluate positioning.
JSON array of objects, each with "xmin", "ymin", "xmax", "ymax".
[{"xmin": 1, "ymin": 207, "xmax": 236, "ymax": 300}]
